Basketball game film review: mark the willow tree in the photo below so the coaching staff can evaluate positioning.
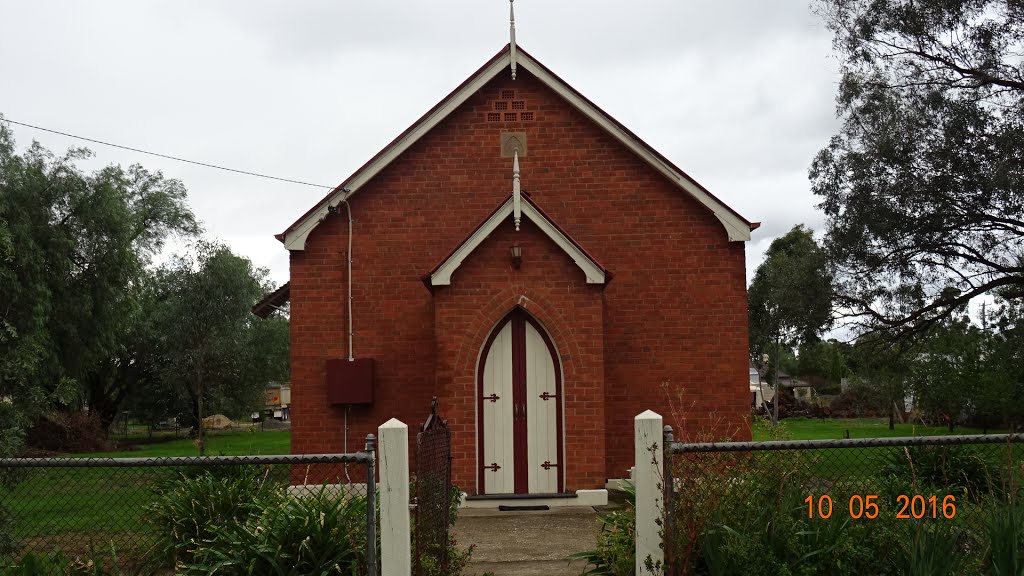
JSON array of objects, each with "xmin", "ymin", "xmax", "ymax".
[{"xmin": 0, "ymin": 118, "xmax": 198, "ymax": 446}]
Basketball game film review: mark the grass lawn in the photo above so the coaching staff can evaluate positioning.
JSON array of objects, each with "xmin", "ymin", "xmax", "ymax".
[
  {"xmin": 1, "ymin": 429, "xmax": 295, "ymax": 561},
  {"xmin": 88, "ymin": 428, "xmax": 292, "ymax": 458},
  {"xmin": 744, "ymin": 417, "xmax": 1020, "ymax": 490},
  {"xmin": 753, "ymin": 417, "xmax": 998, "ymax": 441}
]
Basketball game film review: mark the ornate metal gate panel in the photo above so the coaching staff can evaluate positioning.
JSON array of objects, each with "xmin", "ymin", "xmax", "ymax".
[{"xmin": 415, "ymin": 397, "xmax": 452, "ymax": 575}]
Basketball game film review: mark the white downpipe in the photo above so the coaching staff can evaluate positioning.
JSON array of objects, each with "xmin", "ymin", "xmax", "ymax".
[
  {"xmin": 342, "ymin": 197, "xmax": 354, "ymax": 361},
  {"xmin": 344, "ymin": 405, "xmax": 352, "ymax": 484},
  {"xmin": 341, "ymin": 195, "xmax": 354, "ymax": 482}
]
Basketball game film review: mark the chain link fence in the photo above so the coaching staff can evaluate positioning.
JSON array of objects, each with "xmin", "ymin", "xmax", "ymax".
[
  {"xmin": 0, "ymin": 448, "xmax": 377, "ymax": 574},
  {"xmin": 663, "ymin": 432, "xmax": 1024, "ymax": 575}
]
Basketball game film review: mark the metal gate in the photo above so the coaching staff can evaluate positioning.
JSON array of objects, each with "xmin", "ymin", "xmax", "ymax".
[{"xmin": 415, "ymin": 397, "xmax": 452, "ymax": 575}]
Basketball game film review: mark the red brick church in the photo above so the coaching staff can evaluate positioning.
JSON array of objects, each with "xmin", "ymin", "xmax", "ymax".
[{"xmin": 260, "ymin": 42, "xmax": 756, "ymax": 502}]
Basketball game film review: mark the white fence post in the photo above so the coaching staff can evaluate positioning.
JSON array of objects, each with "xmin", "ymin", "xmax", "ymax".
[
  {"xmin": 635, "ymin": 410, "xmax": 664, "ymax": 575},
  {"xmin": 379, "ymin": 418, "xmax": 411, "ymax": 576}
]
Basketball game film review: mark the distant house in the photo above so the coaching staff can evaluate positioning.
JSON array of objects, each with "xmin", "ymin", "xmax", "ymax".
[
  {"xmin": 776, "ymin": 371, "xmax": 815, "ymax": 402},
  {"xmin": 754, "ymin": 367, "xmax": 816, "ymax": 403}
]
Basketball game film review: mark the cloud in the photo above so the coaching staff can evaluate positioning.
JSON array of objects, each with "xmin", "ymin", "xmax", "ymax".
[{"xmin": 0, "ymin": 1, "xmax": 843, "ymax": 288}]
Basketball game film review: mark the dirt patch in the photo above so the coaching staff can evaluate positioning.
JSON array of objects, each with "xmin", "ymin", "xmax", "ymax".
[{"xmin": 202, "ymin": 414, "xmax": 233, "ymax": 429}]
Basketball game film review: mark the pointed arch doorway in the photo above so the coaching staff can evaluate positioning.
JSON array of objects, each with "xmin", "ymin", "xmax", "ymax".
[{"xmin": 477, "ymin": 309, "xmax": 564, "ymax": 495}]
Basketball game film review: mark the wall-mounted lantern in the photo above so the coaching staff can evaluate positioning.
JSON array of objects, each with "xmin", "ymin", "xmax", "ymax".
[{"xmin": 510, "ymin": 245, "xmax": 523, "ymax": 269}]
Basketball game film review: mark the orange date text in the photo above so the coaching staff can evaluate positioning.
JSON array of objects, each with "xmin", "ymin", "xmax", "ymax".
[{"xmin": 804, "ymin": 494, "xmax": 956, "ymax": 519}]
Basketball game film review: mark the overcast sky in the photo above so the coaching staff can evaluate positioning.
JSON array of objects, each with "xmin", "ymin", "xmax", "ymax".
[{"xmin": 0, "ymin": 1, "xmax": 842, "ymax": 288}]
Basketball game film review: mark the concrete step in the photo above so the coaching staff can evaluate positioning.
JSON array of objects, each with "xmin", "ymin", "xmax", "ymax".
[{"xmin": 468, "ymin": 559, "xmax": 589, "ymax": 576}]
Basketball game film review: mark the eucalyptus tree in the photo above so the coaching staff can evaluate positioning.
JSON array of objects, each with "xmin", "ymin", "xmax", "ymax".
[
  {"xmin": 748, "ymin": 225, "xmax": 835, "ymax": 422},
  {"xmin": 151, "ymin": 241, "xmax": 285, "ymax": 453},
  {"xmin": 811, "ymin": 0, "xmax": 1024, "ymax": 339}
]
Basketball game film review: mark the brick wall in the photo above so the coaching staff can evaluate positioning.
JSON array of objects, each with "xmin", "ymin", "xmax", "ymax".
[{"xmin": 288, "ymin": 66, "xmax": 750, "ymax": 492}]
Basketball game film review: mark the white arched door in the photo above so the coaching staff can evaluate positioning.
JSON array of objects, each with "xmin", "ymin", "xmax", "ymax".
[{"xmin": 478, "ymin": 310, "xmax": 563, "ymax": 495}]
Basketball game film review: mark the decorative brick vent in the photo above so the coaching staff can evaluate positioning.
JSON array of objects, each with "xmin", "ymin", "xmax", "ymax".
[{"xmin": 486, "ymin": 91, "xmax": 535, "ymax": 123}]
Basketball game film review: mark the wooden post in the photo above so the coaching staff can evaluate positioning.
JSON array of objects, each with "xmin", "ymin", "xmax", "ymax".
[
  {"xmin": 634, "ymin": 410, "xmax": 664, "ymax": 575},
  {"xmin": 379, "ymin": 418, "xmax": 411, "ymax": 576}
]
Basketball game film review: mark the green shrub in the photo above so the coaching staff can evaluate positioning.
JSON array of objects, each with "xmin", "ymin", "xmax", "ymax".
[
  {"xmin": 892, "ymin": 522, "xmax": 960, "ymax": 576},
  {"xmin": 0, "ymin": 504, "xmax": 18, "ymax": 559},
  {"xmin": 179, "ymin": 487, "xmax": 368, "ymax": 575},
  {"xmin": 983, "ymin": 499, "xmax": 1024, "ymax": 576},
  {"xmin": 570, "ymin": 482, "xmax": 636, "ymax": 576},
  {"xmin": 880, "ymin": 445, "xmax": 999, "ymax": 500},
  {"xmin": 146, "ymin": 467, "xmax": 281, "ymax": 566},
  {"xmin": 412, "ymin": 484, "xmax": 477, "ymax": 576},
  {"xmin": 700, "ymin": 480, "xmax": 863, "ymax": 576},
  {"xmin": 418, "ymin": 539, "xmax": 476, "ymax": 576}
]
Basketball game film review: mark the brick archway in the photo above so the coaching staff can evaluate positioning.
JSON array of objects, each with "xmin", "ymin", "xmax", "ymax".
[{"xmin": 454, "ymin": 287, "xmax": 582, "ymax": 393}]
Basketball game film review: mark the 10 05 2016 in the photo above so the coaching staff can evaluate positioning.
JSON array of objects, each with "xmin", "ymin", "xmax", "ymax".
[{"xmin": 805, "ymin": 494, "xmax": 957, "ymax": 519}]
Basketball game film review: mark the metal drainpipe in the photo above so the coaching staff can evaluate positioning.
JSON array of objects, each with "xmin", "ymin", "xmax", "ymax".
[
  {"xmin": 344, "ymin": 405, "xmax": 351, "ymax": 484},
  {"xmin": 328, "ymin": 191, "xmax": 354, "ymax": 361},
  {"xmin": 342, "ymin": 196, "xmax": 354, "ymax": 362},
  {"xmin": 337, "ymin": 193, "xmax": 355, "ymax": 483}
]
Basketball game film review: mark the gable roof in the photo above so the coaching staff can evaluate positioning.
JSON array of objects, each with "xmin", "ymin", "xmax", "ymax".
[
  {"xmin": 426, "ymin": 193, "xmax": 610, "ymax": 287},
  {"xmin": 278, "ymin": 44, "xmax": 757, "ymax": 251}
]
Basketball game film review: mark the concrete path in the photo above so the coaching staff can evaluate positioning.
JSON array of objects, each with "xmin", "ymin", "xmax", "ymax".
[{"xmin": 454, "ymin": 506, "xmax": 600, "ymax": 576}]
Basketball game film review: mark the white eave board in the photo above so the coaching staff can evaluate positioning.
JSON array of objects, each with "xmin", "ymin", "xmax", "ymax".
[{"xmin": 429, "ymin": 197, "xmax": 606, "ymax": 286}]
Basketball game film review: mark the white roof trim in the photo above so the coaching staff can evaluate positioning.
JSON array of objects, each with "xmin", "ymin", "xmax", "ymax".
[
  {"xmin": 282, "ymin": 55, "xmax": 511, "ymax": 251},
  {"xmin": 515, "ymin": 52, "xmax": 751, "ymax": 242},
  {"xmin": 282, "ymin": 48, "xmax": 751, "ymax": 250},
  {"xmin": 430, "ymin": 197, "xmax": 606, "ymax": 286}
]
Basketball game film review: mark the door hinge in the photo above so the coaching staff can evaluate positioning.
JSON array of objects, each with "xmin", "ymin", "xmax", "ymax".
[
  {"xmin": 484, "ymin": 393, "xmax": 500, "ymax": 403},
  {"xmin": 484, "ymin": 462, "xmax": 502, "ymax": 472},
  {"xmin": 541, "ymin": 461, "xmax": 559, "ymax": 470},
  {"xmin": 539, "ymin": 391, "xmax": 558, "ymax": 401}
]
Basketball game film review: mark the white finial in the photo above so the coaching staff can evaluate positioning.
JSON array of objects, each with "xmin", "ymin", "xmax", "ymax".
[
  {"xmin": 509, "ymin": 0, "xmax": 517, "ymax": 80},
  {"xmin": 513, "ymin": 149, "xmax": 521, "ymax": 231}
]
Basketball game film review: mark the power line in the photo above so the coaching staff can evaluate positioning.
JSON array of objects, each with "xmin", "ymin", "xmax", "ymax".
[{"xmin": 1, "ymin": 117, "xmax": 336, "ymax": 189}]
